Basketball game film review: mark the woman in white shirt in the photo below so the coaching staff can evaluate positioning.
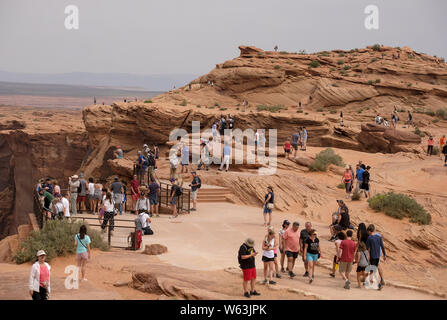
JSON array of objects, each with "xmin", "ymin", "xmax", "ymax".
[
  {"xmin": 87, "ymin": 178, "xmax": 95, "ymax": 214},
  {"xmin": 262, "ymin": 228, "xmax": 277, "ymax": 285},
  {"xmin": 100, "ymin": 192, "xmax": 115, "ymax": 233},
  {"xmin": 62, "ymin": 193, "xmax": 70, "ymax": 219},
  {"xmin": 29, "ymin": 250, "xmax": 51, "ymax": 300}
]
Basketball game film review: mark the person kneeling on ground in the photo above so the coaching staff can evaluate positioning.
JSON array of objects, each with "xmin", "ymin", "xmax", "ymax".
[
  {"xmin": 139, "ymin": 209, "xmax": 153, "ymax": 235},
  {"xmin": 238, "ymin": 238, "xmax": 260, "ymax": 298}
]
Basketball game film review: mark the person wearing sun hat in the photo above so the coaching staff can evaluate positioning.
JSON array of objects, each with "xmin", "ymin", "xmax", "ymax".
[
  {"xmin": 29, "ymin": 250, "xmax": 51, "ymax": 300},
  {"xmin": 238, "ymin": 238, "xmax": 260, "ymax": 298}
]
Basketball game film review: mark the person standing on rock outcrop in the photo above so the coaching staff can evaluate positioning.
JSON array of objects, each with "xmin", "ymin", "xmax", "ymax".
[
  {"xmin": 427, "ymin": 136, "xmax": 435, "ymax": 156},
  {"xmin": 342, "ymin": 165, "xmax": 353, "ymax": 199},
  {"xmin": 238, "ymin": 238, "xmax": 260, "ymax": 298},
  {"xmin": 361, "ymin": 166, "xmax": 371, "ymax": 198},
  {"xmin": 69, "ymin": 175, "xmax": 80, "ymax": 216},
  {"xmin": 302, "ymin": 127, "xmax": 308, "ymax": 151},
  {"xmin": 291, "ymin": 131, "xmax": 300, "ymax": 159},
  {"xmin": 29, "ymin": 250, "xmax": 51, "ymax": 300}
]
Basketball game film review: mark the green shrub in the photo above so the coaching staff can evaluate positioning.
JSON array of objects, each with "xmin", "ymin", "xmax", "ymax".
[
  {"xmin": 367, "ymin": 80, "xmax": 373, "ymax": 85},
  {"xmin": 343, "ymin": 65, "xmax": 351, "ymax": 70},
  {"xmin": 368, "ymin": 192, "xmax": 431, "ymax": 225},
  {"xmin": 330, "ymin": 110, "xmax": 337, "ymax": 114},
  {"xmin": 414, "ymin": 127, "xmax": 424, "ymax": 137},
  {"xmin": 214, "ymin": 102, "xmax": 220, "ymax": 107},
  {"xmin": 144, "ymin": 100, "xmax": 152, "ymax": 103},
  {"xmin": 14, "ymin": 220, "xmax": 109, "ymax": 264},
  {"xmin": 256, "ymin": 105, "xmax": 286, "ymax": 113},
  {"xmin": 430, "ymin": 80, "xmax": 436, "ymax": 85},
  {"xmin": 296, "ymin": 110, "xmax": 304, "ymax": 113},
  {"xmin": 351, "ymin": 190, "xmax": 361, "ymax": 201},
  {"xmin": 220, "ymin": 107, "xmax": 227, "ymax": 111},
  {"xmin": 371, "ymin": 58, "xmax": 378, "ymax": 63},
  {"xmin": 432, "ymin": 146, "xmax": 440, "ymax": 155},
  {"xmin": 330, "ymin": 67, "xmax": 336, "ymax": 72},
  {"xmin": 319, "ymin": 52, "xmax": 330, "ymax": 57},
  {"xmin": 196, "ymin": 104, "xmax": 201, "ymax": 108},
  {"xmin": 435, "ymin": 108, "xmax": 447, "ymax": 120},
  {"xmin": 309, "ymin": 148, "xmax": 344, "ymax": 172},
  {"xmin": 332, "ymin": 83, "xmax": 339, "ymax": 87},
  {"xmin": 340, "ymin": 70, "xmax": 348, "ymax": 76},
  {"xmin": 180, "ymin": 99, "xmax": 187, "ymax": 106},
  {"xmin": 407, "ymin": 83, "xmax": 412, "ymax": 87},
  {"xmin": 309, "ymin": 60, "xmax": 320, "ymax": 68},
  {"xmin": 316, "ymin": 108, "xmax": 324, "ymax": 112},
  {"xmin": 279, "ymin": 51, "xmax": 288, "ymax": 54},
  {"xmin": 425, "ymin": 110, "xmax": 435, "ymax": 117},
  {"xmin": 354, "ymin": 64, "xmax": 360, "ymax": 68},
  {"xmin": 372, "ymin": 44, "xmax": 381, "ymax": 51},
  {"xmin": 337, "ymin": 182, "xmax": 345, "ymax": 189},
  {"xmin": 304, "ymin": 112, "xmax": 309, "ymax": 115},
  {"xmin": 337, "ymin": 60, "xmax": 344, "ymax": 65},
  {"xmin": 375, "ymin": 79, "xmax": 381, "ymax": 83},
  {"xmin": 338, "ymin": 53, "xmax": 345, "ymax": 57},
  {"xmin": 274, "ymin": 65, "xmax": 281, "ymax": 70}
]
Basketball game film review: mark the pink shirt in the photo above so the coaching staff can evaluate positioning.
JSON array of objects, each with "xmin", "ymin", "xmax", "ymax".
[
  {"xmin": 283, "ymin": 228, "xmax": 300, "ymax": 252},
  {"xmin": 39, "ymin": 264, "xmax": 49, "ymax": 288}
]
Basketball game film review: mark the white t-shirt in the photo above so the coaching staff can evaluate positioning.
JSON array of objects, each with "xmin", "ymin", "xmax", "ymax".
[
  {"xmin": 139, "ymin": 213, "xmax": 150, "ymax": 228},
  {"xmin": 103, "ymin": 199, "xmax": 115, "ymax": 212},
  {"xmin": 335, "ymin": 239, "xmax": 343, "ymax": 256},
  {"xmin": 62, "ymin": 197, "xmax": 70, "ymax": 217},
  {"xmin": 263, "ymin": 237, "xmax": 275, "ymax": 259},
  {"xmin": 88, "ymin": 183, "xmax": 95, "ymax": 195},
  {"xmin": 55, "ymin": 202, "xmax": 64, "ymax": 214}
]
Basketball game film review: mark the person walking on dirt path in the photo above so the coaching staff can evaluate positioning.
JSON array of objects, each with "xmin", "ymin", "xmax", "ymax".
[
  {"xmin": 361, "ymin": 166, "xmax": 371, "ymax": 198},
  {"xmin": 148, "ymin": 178, "xmax": 159, "ymax": 217},
  {"xmin": 69, "ymin": 175, "xmax": 80, "ymax": 216},
  {"xmin": 263, "ymin": 186, "xmax": 274, "ymax": 227},
  {"xmin": 442, "ymin": 143, "xmax": 447, "ymax": 166},
  {"xmin": 75, "ymin": 225, "xmax": 91, "ymax": 282},
  {"xmin": 29, "ymin": 250, "xmax": 51, "ymax": 300},
  {"xmin": 329, "ymin": 231, "xmax": 346, "ymax": 278},
  {"xmin": 342, "ymin": 165, "xmax": 353, "ymax": 199},
  {"xmin": 101, "ymin": 192, "xmax": 115, "ymax": 234},
  {"xmin": 262, "ymin": 228, "xmax": 277, "ymax": 285},
  {"xmin": 303, "ymin": 229, "xmax": 321, "ymax": 284},
  {"xmin": 357, "ymin": 222, "xmax": 369, "ymax": 246},
  {"xmin": 440, "ymin": 135, "xmax": 446, "ymax": 160},
  {"xmin": 427, "ymin": 136, "xmax": 435, "ymax": 156},
  {"xmin": 284, "ymin": 140, "xmax": 291, "ymax": 159},
  {"xmin": 366, "ymin": 224, "xmax": 387, "ymax": 288},
  {"xmin": 338, "ymin": 229, "xmax": 357, "ymax": 289},
  {"xmin": 291, "ymin": 131, "xmax": 300, "ymax": 159},
  {"xmin": 283, "ymin": 221, "xmax": 300, "ymax": 278},
  {"xmin": 406, "ymin": 110, "xmax": 413, "ymax": 127},
  {"xmin": 189, "ymin": 171, "xmax": 201, "ymax": 211},
  {"xmin": 110, "ymin": 177, "xmax": 124, "ymax": 215},
  {"xmin": 279, "ymin": 220, "xmax": 290, "ymax": 273},
  {"xmin": 354, "ymin": 241, "xmax": 370, "ymax": 288},
  {"xmin": 299, "ymin": 222, "xmax": 312, "ymax": 277},
  {"xmin": 355, "ymin": 164, "xmax": 364, "ymax": 193},
  {"xmin": 238, "ymin": 238, "xmax": 260, "ymax": 298}
]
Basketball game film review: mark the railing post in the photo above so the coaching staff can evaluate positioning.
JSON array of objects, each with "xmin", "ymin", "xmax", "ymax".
[{"xmin": 108, "ymin": 224, "xmax": 111, "ymax": 246}]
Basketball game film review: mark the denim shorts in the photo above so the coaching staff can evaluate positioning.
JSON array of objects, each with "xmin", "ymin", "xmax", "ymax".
[
  {"xmin": 149, "ymin": 198, "xmax": 158, "ymax": 205},
  {"xmin": 263, "ymin": 205, "xmax": 272, "ymax": 214},
  {"xmin": 306, "ymin": 253, "xmax": 319, "ymax": 262}
]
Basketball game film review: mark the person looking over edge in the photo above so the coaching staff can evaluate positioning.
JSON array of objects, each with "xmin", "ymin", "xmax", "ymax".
[
  {"xmin": 238, "ymin": 238, "xmax": 260, "ymax": 298},
  {"xmin": 366, "ymin": 224, "xmax": 386, "ymax": 288},
  {"xmin": 299, "ymin": 222, "xmax": 312, "ymax": 277},
  {"xmin": 75, "ymin": 225, "xmax": 91, "ymax": 282},
  {"xmin": 29, "ymin": 250, "xmax": 51, "ymax": 300},
  {"xmin": 283, "ymin": 221, "xmax": 300, "ymax": 278},
  {"xmin": 190, "ymin": 171, "xmax": 201, "ymax": 212},
  {"xmin": 147, "ymin": 178, "xmax": 159, "ymax": 217},
  {"xmin": 263, "ymin": 186, "xmax": 274, "ymax": 227}
]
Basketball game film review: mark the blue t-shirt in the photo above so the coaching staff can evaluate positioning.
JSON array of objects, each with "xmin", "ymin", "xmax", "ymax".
[
  {"xmin": 292, "ymin": 133, "xmax": 300, "ymax": 144},
  {"xmin": 356, "ymin": 168, "xmax": 365, "ymax": 181},
  {"xmin": 366, "ymin": 234, "xmax": 386, "ymax": 259},
  {"xmin": 223, "ymin": 145, "xmax": 231, "ymax": 156},
  {"xmin": 75, "ymin": 234, "xmax": 91, "ymax": 254}
]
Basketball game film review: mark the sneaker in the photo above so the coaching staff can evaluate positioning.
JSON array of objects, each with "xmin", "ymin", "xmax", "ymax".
[
  {"xmin": 263, "ymin": 279, "xmax": 267, "ymax": 284},
  {"xmin": 378, "ymin": 283, "xmax": 383, "ymax": 290},
  {"xmin": 250, "ymin": 290, "xmax": 260, "ymax": 296},
  {"xmin": 344, "ymin": 280, "xmax": 350, "ymax": 289},
  {"xmin": 218, "ymin": 168, "xmax": 222, "ymax": 171},
  {"xmin": 226, "ymin": 169, "xmax": 228, "ymax": 172},
  {"xmin": 289, "ymin": 271, "xmax": 296, "ymax": 278},
  {"xmin": 309, "ymin": 277, "xmax": 313, "ymax": 284},
  {"xmin": 380, "ymin": 279, "xmax": 385, "ymax": 286},
  {"xmin": 268, "ymin": 280, "xmax": 276, "ymax": 285},
  {"xmin": 329, "ymin": 273, "xmax": 335, "ymax": 278},
  {"xmin": 244, "ymin": 292, "xmax": 251, "ymax": 298},
  {"xmin": 276, "ymin": 273, "xmax": 281, "ymax": 279},
  {"xmin": 281, "ymin": 268, "xmax": 286, "ymax": 273},
  {"xmin": 303, "ymin": 271, "xmax": 309, "ymax": 277}
]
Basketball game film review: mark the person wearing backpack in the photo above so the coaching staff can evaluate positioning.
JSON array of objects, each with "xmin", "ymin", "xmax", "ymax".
[
  {"xmin": 168, "ymin": 178, "xmax": 181, "ymax": 219},
  {"xmin": 147, "ymin": 150, "xmax": 156, "ymax": 180},
  {"xmin": 189, "ymin": 171, "xmax": 201, "ymax": 211},
  {"xmin": 238, "ymin": 238, "xmax": 260, "ymax": 298},
  {"xmin": 354, "ymin": 241, "xmax": 370, "ymax": 288},
  {"xmin": 74, "ymin": 225, "xmax": 91, "ymax": 282}
]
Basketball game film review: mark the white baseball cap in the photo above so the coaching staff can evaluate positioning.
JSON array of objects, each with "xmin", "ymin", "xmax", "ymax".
[{"xmin": 36, "ymin": 250, "xmax": 46, "ymax": 257}]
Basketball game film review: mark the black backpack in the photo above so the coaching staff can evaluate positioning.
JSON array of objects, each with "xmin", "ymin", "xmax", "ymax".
[
  {"xmin": 175, "ymin": 186, "xmax": 183, "ymax": 197},
  {"xmin": 196, "ymin": 177, "xmax": 202, "ymax": 189},
  {"xmin": 148, "ymin": 153, "xmax": 156, "ymax": 166},
  {"xmin": 77, "ymin": 181, "xmax": 82, "ymax": 194}
]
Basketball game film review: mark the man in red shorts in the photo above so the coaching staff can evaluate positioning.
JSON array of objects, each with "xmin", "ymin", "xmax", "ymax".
[{"xmin": 238, "ymin": 238, "xmax": 260, "ymax": 298}]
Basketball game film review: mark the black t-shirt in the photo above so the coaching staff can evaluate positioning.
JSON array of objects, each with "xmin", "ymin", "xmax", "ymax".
[
  {"xmin": 238, "ymin": 244, "xmax": 255, "ymax": 269},
  {"xmin": 170, "ymin": 185, "xmax": 179, "ymax": 197},
  {"xmin": 305, "ymin": 237, "xmax": 320, "ymax": 255},
  {"xmin": 300, "ymin": 229, "xmax": 310, "ymax": 248},
  {"xmin": 265, "ymin": 192, "xmax": 274, "ymax": 203},
  {"xmin": 362, "ymin": 170, "xmax": 370, "ymax": 184},
  {"xmin": 339, "ymin": 211, "xmax": 350, "ymax": 229}
]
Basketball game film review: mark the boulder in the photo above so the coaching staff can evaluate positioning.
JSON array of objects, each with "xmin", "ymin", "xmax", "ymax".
[{"xmin": 142, "ymin": 244, "xmax": 168, "ymax": 255}]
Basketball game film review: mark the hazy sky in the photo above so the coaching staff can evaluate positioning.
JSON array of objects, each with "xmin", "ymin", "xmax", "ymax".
[{"xmin": 1, "ymin": 0, "xmax": 446, "ymax": 76}]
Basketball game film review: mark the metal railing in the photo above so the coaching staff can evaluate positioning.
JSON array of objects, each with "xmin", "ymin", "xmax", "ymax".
[{"xmin": 33, "ymin": 189, "xmax": 45, "ymax": 229}]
